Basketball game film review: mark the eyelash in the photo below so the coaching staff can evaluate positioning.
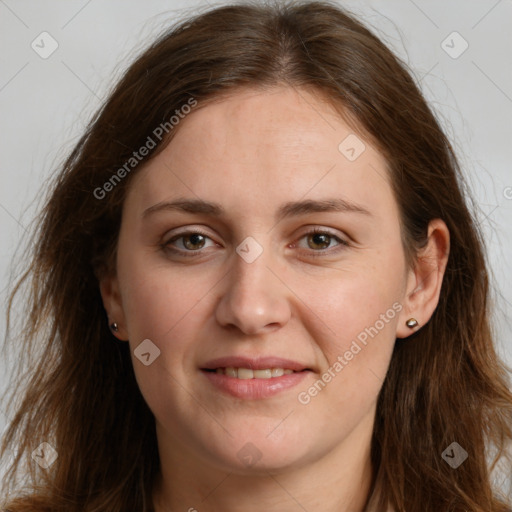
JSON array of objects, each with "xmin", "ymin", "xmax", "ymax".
[{"xmin": 163, "ymin": 227, "xmax": 349, "ymax": 258}]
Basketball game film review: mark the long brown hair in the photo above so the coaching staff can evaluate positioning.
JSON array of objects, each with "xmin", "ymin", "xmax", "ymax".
[{"xmin": 1, "ymin": 1, "xmax": 511, "ymax": 511}]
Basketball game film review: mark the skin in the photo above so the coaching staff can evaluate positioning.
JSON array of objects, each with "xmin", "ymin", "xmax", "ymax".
[{"xmin": 100, "ymin": 86, "xmax": 449, "ymax": 512}]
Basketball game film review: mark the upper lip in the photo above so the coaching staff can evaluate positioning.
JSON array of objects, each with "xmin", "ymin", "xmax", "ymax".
[{"xmin": 201, "ymin": 356, "xmax": 312, "ymax": 372}]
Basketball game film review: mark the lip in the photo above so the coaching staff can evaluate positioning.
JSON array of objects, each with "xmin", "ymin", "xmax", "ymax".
[
  {"xmin": 201, "ymin": 369, "xmax": 311, "ymax": 399},
  {"xmin": 201, "ymin": 356, "xmax": 312, "ymax": 372},
  {"xmin": 200, "ymin": 356, "xmax": 314, "ymax": 400}
]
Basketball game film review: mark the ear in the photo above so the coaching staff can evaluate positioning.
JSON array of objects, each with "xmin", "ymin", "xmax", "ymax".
[
  {"xmin": 396, "ymin": 218, "xmax": 450, "ymax": 339},
  {"xmin": 99, "ymin": 273, "xmax": 129, "ymax": 341}
]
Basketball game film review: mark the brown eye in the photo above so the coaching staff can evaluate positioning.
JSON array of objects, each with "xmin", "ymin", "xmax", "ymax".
[
  {"xmin": 182, "ymin": 233, "xmax": 206, "ymax": 250},
  {"xmin": 307, "ymin": 232, "xmax": 332, "ymax": 250},
  {"xmin": 294, "ymin": 228, "xmax": 349, "ymax": 257},
  {"xmin": 164, "ymin": 231, "xmax": 216, "ymax": 254}
]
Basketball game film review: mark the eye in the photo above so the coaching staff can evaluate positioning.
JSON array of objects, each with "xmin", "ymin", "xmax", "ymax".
[
  {"xmin": 164, "ymin": 230, "xmax": 217, "ymax": 254},
  {"xmin": 295, "ymin": 228, "xmax": 349, "ymax": 254},
  {"xmin": 162, "ymin": 227, "xmax": 349, "ymax": 259}
]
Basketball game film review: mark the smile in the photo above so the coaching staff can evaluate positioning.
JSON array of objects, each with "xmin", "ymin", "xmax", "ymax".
[
  {"xmin": 201, "ymin": 368, "xmax": 311, "ymax": 399},
  {"xmin": 205, "ymin": 367, "xmax": 298, "ymax": 378}
]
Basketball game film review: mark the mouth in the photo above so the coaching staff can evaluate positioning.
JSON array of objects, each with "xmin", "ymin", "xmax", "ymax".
[
  {"xmin": 200, "ymin": 367, "xmax": 312, "ymax": 399},
  {"xmin": 199, "ymin": 357, "xmax": 314, "ymax": 399},
  {"xmin": 200, "ymin": 355, "xmax": 314, "ymax": 400},
  {"xmin": 202, "ymin": 367, "xmax": 312, "ymax": 379}
]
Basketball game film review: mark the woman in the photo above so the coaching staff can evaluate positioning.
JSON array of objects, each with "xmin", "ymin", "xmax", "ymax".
[{"xmin": 1, "ymin": 1, "xmax": 511, "ymax": 511}]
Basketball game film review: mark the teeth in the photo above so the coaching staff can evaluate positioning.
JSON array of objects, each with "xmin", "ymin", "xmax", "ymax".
[
  {"xmin": 253, "ymin": 369, "xmax": 272, "ymax": 379},
  {"xmin": 216, "ymin": 367, "xmax": 296, "ymax": 378},
  {"xmin": 237, "ymin": 368, "xmax": 254, "ymax": 380},
  {"xmin": 225, "ymin": 367, "xmax": 237, "ymax": 378}
]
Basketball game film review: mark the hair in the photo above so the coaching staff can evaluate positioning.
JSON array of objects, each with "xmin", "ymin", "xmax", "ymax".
[{"xmin": 1, "ymin": 1, "xmax": 511, "ymax": 511}]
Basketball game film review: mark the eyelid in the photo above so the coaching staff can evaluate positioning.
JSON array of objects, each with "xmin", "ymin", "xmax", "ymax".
[{"xmin": 164, "ymin": 227, "xmax": 212, "ymax": 241}]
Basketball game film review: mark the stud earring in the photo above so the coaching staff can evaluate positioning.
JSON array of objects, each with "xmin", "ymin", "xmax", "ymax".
[
  {"xmin": 109, "ymin": 322, "xmax": 119, "ymax": 333},
  {"xmin": 406, "ymin": 318, "xmax": 419, "ymax": 329}
]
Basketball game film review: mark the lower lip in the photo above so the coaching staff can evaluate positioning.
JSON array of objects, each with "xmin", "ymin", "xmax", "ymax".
[{"xmin": 201, "ymin": 370, "xmax": 311, "ymax": 399}]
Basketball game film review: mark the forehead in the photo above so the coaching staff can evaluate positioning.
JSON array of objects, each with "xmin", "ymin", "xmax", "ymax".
[
  {"xmin": 124, "ymin": 86, "xmax": 394, "ymax": 219},
  {"xmin": 170, "ymin": 86, "xmax": 359, "ymax": 166}
]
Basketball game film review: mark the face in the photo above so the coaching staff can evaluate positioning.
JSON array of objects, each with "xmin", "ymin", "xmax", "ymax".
[{"xmin": 102, "ymin": 86, "xmax": 417, "ymax": 474}]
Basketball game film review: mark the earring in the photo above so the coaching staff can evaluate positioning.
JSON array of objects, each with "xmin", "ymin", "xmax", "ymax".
[
  {"xmin": 110, "ymin": 322, "xmax": 119, "ymax": 333},
  {"xmin": 406, "ymin": 318, "xmax": 419, "ymax": 329}
]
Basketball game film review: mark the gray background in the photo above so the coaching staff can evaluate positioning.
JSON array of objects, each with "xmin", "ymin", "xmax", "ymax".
[{"xmin": 1, "ymin": 0, "xmax": 511, "ymax": 484}]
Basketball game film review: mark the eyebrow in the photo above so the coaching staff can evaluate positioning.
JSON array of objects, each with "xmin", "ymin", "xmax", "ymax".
[{"xmin": 142, "ymin": 197, "xmax": 372, "ymax": 221}]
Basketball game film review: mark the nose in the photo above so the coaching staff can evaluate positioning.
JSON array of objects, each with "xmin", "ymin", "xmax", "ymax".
[{"xmin": 214, "ymin": 245, "xmax": 292, "ymax": 335}]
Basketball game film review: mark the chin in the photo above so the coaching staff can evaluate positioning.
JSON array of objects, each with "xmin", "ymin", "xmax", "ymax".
[{"xmin": 204, "ymin": 432, "xmax": 313, "ymax": 474}]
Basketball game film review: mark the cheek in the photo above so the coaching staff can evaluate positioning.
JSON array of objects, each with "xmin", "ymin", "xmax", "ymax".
[
  {"xmin": 290, "ymin": 270, "xmax": 400, "ymax": 447},
  {"xmin": 297, "ymin": 260, "xmax": 402, "ymax": 386},
  {"xmin": 116, "ymin": 253, "xmax": 225, "ymax": 401},
  {"xmin": 293, "ymin": 284, "xmax": 397, "ymax": 431},
  {"xmin": 117, "ymin": 249, "xmax": 215, "ymax": 342},
  {"xmin": 116, "ymin": 255, "xmax": 213, "ymax": 414}
]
